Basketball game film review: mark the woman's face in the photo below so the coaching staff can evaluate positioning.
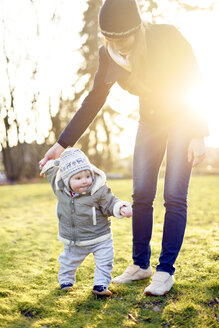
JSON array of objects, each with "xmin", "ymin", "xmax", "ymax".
[{"xmin": 105, "ymin": 34, "xmax": 136, "ymax": 55}]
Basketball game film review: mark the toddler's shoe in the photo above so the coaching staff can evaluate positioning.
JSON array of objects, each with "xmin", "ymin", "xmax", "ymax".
[
  {"xmin": 144, "ymin": 271, "xmax": 174, "ymax": 296},
  {"xmin": 92, "ymin": 285, "xmax": 112, "ymax": 297},
  {"xmin": 112, "ymin": 264, "xmax": 152, "ymax": 284},
  {"xmin": 60, "ymin": 283, "xmax": 74, "ymax": 292}
]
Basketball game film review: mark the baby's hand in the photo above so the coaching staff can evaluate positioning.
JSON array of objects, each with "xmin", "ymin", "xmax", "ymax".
[{"xmin": 120, "ymin": 205, "xmax": 132, "ymax": 218}]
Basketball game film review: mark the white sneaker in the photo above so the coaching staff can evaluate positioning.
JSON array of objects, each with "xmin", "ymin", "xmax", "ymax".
[
  {"xmin": 112, "ymin": 264, "xmax": 152, "ymax": 284},
  {"xmin": 144, "ymin": 271, "xmax": 174, "ymax": 296}
]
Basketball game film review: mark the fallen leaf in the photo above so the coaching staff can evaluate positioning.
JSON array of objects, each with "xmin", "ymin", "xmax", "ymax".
[{"xmin": 128, "ymin": 313, "xmax": 138, "ymax": 324}]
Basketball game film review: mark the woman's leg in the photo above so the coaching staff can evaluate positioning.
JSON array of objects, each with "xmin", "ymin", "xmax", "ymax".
[
  {"xmin": 132, "ymin": 122, "xmax": 167, "ymax": 269},
  {"xmin": 157, "ymin": 126, "xmax": 193, "ymax": 275}
]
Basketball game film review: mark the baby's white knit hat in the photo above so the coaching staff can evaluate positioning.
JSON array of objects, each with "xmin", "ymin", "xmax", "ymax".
[{"xmin": 55, "ymin": 148, "xmax": 94, "ymax": 187}]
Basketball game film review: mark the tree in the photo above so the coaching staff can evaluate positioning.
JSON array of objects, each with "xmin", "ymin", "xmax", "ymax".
[
  {"xmin": 58, "ymin": 0, "xmax": 124, "ymax": 170},
  {"xmin": 0, "ymin": 0, "xmax": 63, "ymax": 180},
  {"xmin": 0, "ymin": 13, "xmax": 35, "ymax": 180}
]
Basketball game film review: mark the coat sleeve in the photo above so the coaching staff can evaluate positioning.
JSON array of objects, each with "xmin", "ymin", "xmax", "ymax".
[
  {"xmin": 58, "ymin": 46, "xmax": 114, "ymax": 148},
  {"xmin": 98, "ymin": 185, "xmax": 131, "ymax": 219},
  {"xmin": 41, "ymin": 160, "xmax": 59, "ymax": 193}
]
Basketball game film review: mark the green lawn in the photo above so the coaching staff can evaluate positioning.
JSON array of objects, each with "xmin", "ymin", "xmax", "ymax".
[{"xmin": 0, "ymin": 176, "xmax": 218, "ymax": 328}]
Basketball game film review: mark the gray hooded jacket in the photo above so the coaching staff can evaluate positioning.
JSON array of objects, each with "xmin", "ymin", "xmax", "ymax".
[{"xmin": 42, "ymin": 160, "xmax": 131, "ymax": 246}]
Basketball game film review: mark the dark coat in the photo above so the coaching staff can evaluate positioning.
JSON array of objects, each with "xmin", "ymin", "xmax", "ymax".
[{"xmin": 58, "ymin": 23, "xmax": 209, "ymax": 148}]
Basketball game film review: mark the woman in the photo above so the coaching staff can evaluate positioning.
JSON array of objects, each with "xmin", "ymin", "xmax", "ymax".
[{"xmin": 39, "ymin": 0, "xmax": 208, "ymax": 296}]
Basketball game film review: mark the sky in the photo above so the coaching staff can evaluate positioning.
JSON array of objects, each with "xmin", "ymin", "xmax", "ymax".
[{"xmin": 0, "ymin": 0, "xmax": 218, "ymax": 156}]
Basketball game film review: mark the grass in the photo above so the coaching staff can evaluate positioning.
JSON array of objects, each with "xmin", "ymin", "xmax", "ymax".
[{"xmin": 0, "ymin": 175, "xmax": 218, "ymax": 328}]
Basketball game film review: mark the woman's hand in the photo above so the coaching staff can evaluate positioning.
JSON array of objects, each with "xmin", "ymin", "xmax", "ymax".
[
  {"xmin": 39, "ymin": 142, "xmax": 65, "ymax": 175},
  {"xmin": 188, "ymin": 138, "xmax": 206, "ymax": 167}
]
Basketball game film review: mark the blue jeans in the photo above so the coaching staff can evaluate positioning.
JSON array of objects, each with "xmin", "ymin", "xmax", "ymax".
[{"xmin": 132, "ymin": 121, "xmax": 193, "ymax": 275}]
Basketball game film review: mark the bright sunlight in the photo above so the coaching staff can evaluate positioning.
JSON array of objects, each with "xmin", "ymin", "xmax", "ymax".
[
  {"xmin": 107, "ymin": 2, "xmax": 219, "ymax": 157},
  {"xmin": 0, "ymin": 1, "xmax": 218, "ymax": 155}
]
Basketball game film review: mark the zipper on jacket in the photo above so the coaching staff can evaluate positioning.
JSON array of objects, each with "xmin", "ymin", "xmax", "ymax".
[{"xmin": 71, "ymin": 199, "xmax": 75, "ymax": 213}]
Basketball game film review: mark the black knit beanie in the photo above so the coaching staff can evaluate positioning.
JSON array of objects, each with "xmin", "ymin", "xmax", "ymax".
[{"xmin": 99, "ymin": 0, "xmax": 142, "ymax": 38}]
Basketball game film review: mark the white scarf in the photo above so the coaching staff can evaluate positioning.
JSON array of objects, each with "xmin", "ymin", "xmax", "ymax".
[{"xmin": 107, "ymin": 44, "xmax": 131, "ymax": 72}]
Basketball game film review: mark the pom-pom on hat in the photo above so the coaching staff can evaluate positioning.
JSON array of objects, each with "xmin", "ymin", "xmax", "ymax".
[
  {"xmin": 99, "ymin": 0, "xmax": 142, "ymax": 39},
  {"xmin": 54, "ymin": 148, "xmax": 94, "ymax": 188}
]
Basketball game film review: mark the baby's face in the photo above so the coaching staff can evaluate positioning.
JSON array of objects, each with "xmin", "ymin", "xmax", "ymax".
[{"xmin": 69, "ymin": 170, "xmax": 93, "ymax": 194}]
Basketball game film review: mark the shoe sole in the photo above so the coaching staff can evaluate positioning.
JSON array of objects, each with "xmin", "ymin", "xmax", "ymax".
[
  {"xmin": 92, "ymin": 290, "xmax": 112, "ymax": 297},
  {"xmin": 145, "ymin": 290, "xmax": 169, "ymax": 296}
]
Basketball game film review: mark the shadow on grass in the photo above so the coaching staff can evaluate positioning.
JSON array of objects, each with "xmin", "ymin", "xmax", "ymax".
[
  {"xmin": 7, "ymin": 286, "xmax": 116, "ymax": 328},
  {"xmin": 5, "ymin": 278, "xmax": 218, "ymax": 328},
  {"xmin": 6, "ymin": 283, "xmax": 148, "ymax": 327}
]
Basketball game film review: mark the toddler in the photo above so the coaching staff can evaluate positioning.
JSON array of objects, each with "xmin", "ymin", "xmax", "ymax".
[{"xmin": 41, "ymin": 148, "xmax": 132, "ymax": 296}]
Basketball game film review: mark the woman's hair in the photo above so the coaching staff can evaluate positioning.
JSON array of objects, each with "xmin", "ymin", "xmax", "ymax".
[{"xmin": 125, "ymin": 23, "xmax": 151, "ymax": 97}]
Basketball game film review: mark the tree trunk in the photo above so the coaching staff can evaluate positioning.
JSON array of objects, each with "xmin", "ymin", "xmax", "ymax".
[{"xmin": 2, "ymin": 144, "xmax": 24, "ymax": 181}]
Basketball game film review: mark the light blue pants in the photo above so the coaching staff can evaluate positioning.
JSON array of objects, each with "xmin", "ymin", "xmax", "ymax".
[{"xmin": 58, "ymin": 238, "xmax": 114, "ymax": 288}]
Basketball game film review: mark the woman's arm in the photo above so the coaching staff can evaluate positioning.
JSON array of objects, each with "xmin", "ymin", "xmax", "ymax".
[{"xmin": 58, "ymin": 46, "xmax": 114, "ymax": 147}]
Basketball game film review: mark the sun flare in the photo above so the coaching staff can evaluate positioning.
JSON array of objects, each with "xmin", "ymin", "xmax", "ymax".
[{"xmin": 114, "ymin": 5, "xmax": 219, "ymax": 156}]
